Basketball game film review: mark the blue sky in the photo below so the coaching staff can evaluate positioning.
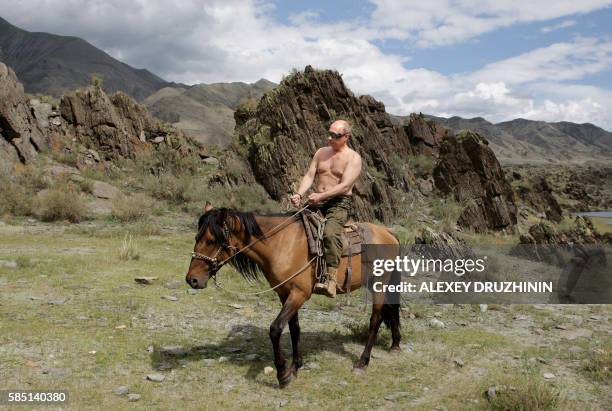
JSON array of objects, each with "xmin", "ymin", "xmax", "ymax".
[{"xmin": 2, "ymin": 0, "xmax": 611, "ymax": 129}]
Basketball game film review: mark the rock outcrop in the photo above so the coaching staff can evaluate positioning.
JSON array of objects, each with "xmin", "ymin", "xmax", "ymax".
[
  {"xmin": 0, "ymin": 62, "xmax": 48, "ymax": 169},
  {"xmin": 403, "ymin": 113, "xmax": 447, "ymax": 158},
  {"xmin": 232, "ymin": 66, "xmax": 417, "ymax": 222},
  {"xmin": 519, "ymin": 216, "xmax": 606, "ymax": 245},
  {"xmin": 1, "ymin": 62, "xmax": 200, "ymax": 173},
  {"xmin": 503, "ymin": 164, "xmax": 612, "ymax": 212},
  {"xmin": 59, "ymin": 86, "xmax": 194, "ymax": 161},
  {"xmin": 510, "ymin": 173, "xmax": 563, "ymax": 222},
  {"xmin": 433, "ymin": 130, "xmax": 517, "ymax": 233}
]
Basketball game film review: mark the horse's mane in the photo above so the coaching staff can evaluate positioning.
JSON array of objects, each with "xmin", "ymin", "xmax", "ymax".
[{"xmin": 196, "ymin": 208, "xmax": 301, "ymax": 281}]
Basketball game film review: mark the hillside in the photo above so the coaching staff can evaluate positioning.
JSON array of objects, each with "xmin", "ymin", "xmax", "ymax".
[
  {"xmin": 0, "ymin": 16, "xmax": 166, "ymax": 100},
  {"xmin": 144, "ymin": 80, "xmax": 276, "ymax": 146},
  {"xmin": 411, "ymin": 115, "xmax": 612, "ymax": 165}
]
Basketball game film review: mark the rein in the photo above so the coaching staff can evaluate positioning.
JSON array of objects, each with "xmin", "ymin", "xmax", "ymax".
[{"xmin": 191, "ymin": 204, "xmax": 311, "ymax": 294}]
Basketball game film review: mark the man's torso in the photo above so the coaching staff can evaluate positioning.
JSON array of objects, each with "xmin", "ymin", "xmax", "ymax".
[{"xmin": 314, "ymin": 146, "xmax": 357, "ymax": 196}]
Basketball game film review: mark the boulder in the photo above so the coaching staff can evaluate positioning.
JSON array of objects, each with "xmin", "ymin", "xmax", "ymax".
[{"xmin": 92, "ymin": 181, "xmax": 121, "ymax": 200}]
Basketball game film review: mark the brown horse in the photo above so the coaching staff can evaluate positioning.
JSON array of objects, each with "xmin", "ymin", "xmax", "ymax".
[{"xmin": 185, "ymin": 202, "xmax": 401, "ymax": 388}]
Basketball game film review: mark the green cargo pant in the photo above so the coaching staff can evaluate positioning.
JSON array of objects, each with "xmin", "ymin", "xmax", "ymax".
[{"xmin": 311, "ymin": 195, "xmax": 353, "ymax": 269}]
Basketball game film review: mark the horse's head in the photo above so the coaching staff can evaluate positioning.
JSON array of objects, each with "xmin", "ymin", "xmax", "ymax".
[
  {"xmin": 186, "ymin": 202, "xmax": 231, "ymax": 289},
  {"xmin": 186, "ymin": 202, "xmax": 263, "ymax": 289}
]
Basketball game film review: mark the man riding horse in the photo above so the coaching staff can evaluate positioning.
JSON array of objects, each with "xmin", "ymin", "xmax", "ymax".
[{"xmin": 289, "ymin": 119, "xmax": 362, "ymax": 298}]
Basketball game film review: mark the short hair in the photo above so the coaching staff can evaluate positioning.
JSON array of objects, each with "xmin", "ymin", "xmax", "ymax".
[{"xmin": 333, "ymin": 119, "xmax": 351, "ymax": 135}]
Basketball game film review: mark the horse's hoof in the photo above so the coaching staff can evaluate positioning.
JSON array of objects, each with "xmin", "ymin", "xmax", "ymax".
[
  {"xmin": 278, "ymin": 369, "xmax": 296, "ymax": 389},
  {"xmin": 352, "ymin": 366, "xmax": 366, "ymax": 375},
  {"xmin": 389, "ymin": 346, "xmax": 402, "ymax": 354}
]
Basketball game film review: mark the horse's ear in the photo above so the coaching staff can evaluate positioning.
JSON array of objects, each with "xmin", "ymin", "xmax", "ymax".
[{"xmin": 204, "ymin": 201, "xmax": 213, "ymax": 212}]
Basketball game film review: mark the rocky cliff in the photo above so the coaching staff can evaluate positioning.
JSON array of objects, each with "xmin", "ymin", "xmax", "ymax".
[
  {"xmin": 0, "ymin": 62, "xmax": 48, "ymax": 169},
  {"xmin": 1, "ymin": 61, "xmax": 200, "ymax": 174},
  {"xmin": 433, "ymin": 130, "xmax": 517, "ymax": 233}
]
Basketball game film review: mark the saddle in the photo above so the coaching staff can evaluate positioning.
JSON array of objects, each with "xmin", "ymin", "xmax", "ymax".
[
  {"xmin": 300, "ymin": 209, "xmax": 371, "ymax": 257},
  {"xmin": 300, "ymin": 209, "xmax": 372, "ymax": 293}
]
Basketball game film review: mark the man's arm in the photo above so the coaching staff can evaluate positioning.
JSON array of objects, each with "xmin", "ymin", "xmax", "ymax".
[
  {"xmin": 317, "ymin": 153, "xmax": 362, "ymax": 201},
  {"xmin": 295, "ymin": 149, "xmax": 320, "ymax": 197}
]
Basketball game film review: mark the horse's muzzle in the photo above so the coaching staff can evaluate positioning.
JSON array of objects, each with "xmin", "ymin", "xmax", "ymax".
[{"xmin": 186, "ymin": 275, "xmax": 208, "ymax": 289}]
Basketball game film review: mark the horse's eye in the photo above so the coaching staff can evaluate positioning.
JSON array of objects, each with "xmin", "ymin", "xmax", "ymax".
[{"xmin": 206, "ymin": 239, "xmax": 215, "ymax": 245}]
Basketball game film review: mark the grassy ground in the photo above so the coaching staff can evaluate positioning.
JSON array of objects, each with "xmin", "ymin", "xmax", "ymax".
[{"xmin": 0, "ymin": 219, "xmax": 610, "ymax": 410}]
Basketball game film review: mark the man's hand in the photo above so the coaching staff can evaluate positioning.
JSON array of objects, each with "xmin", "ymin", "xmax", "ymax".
[
  {"xmin": 289, "ymin": 193, "xmax": 302, "ymax": 207},
  {"xmin": 307, "ymin": 192, "xmax": 323, "ymax": 205}
]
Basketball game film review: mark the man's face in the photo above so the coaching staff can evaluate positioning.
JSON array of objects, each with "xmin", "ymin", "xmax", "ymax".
[{"xmin": 327, "ymin": 123, "xmax": 348, "ymax": 151}]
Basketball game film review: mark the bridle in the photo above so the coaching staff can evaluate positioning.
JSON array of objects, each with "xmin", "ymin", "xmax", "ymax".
[{"xmin": 191, "ymin": 221, "xmax": 238, "ymax": 278}]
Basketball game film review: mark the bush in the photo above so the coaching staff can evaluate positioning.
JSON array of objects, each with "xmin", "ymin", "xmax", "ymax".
[
  {"xmin": 111, "ymin": 193, "xmax": 155, "ymax": 222},
  {"xmin": 407, "ymin": 154, "xmax": 435, "ymax": 178},
  {"xmin": 34, "ymin": 187, "xmax": 87, "ymax": 222},
  {"xmin": 77, "ymin": 178, "xmax": 94, "ymax": 194},
  {"xmin": 0, "ymin": 178, "xmax": 34, "ymax": 216},
  {"xmin": 429, "ymin": 196, "xmax": 463, "ymax": 232},
  {"xmin": 143, "ymin": 173, "xmax": 194, "ymax": 204},
  {"xmin": 133, "ymin": 144, "xmax": 200, "ymax": 176}
]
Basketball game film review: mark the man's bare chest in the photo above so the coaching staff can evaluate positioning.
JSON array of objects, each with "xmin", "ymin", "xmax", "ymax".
[{"xmin": 317, "ymin": 153, "xmax": 350, "ymax": 177}]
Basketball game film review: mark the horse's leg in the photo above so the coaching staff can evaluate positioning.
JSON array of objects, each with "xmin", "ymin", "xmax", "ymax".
[
  {"xmin": 270, "ymin": 290, "xmax": 306, "ymax": 388},
  {"xmin": 387, "ymin": 304, "xmax": 402, "ymax": 352},
  {"xmin": 354, "ymin": 302, "xmax": 384, "ymax": 370},
  {"xmin": 288, "ymin": 312, "xmax": 303, "ymax": 376}
]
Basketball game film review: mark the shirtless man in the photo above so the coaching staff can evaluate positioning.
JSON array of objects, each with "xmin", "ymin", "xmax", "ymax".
[{"xmin": 289, "ymin": 120, "xmax": 363, "ymax": 298}]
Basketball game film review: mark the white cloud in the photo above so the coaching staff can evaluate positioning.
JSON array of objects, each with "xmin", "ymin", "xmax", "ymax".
[
  {"xmin": 369, "ymin": 0, "xmax": 612, "ymax": 47},
  {"xmin": 541, "ymin": 20, "xmax": 576, "ymax": 33},
  {"xmin": 1, "ymin": 0, "xmax": 611, "ymax": 129},
  {"xmin": 468, "ymin": 37, "xmax": 612, "ymax": 85}
]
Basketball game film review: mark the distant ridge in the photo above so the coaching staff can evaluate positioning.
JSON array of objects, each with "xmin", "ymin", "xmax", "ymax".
[
  {"xmin": 0, "ymin": 16, "xmax": 166, "ymax": 100},
  {"xmin": 144, "ymin": 79, "xmax": 276, "ymax": 146},
  {"xmin": 393, "ymin": 114, "xmax": 612, "ymax": 164}
]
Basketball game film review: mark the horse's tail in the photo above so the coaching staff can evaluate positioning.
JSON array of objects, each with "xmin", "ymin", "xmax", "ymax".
[{"xmin": 381, "ymin": 303, "xmax": 400, "ymax": 329}]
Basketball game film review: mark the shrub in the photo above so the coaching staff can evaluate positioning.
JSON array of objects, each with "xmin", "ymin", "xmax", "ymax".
[
  {"xmin": 407, "ymin": 154, "xmax": 435, "ymax": 177},
  {"xmin": 111, "ymin": 193, "xmax": 155, "ymax": 222},
  {"xmin": 143, "ymin": 173, "xmax": 200, "ymax": 204},
  {"xmin": 0, "ymin": 178, "xmax": 34, "ymax": 216},
  {"xmin": 133, "ymin": 144, "xmax": 200, "ymax": 177},
  {"xmin": 77, "ymin": 178, "xmax": 94, "ymax": 194},
  {"xmin": 429, "ymin": 196, "xmax": 463, "ymax": 232},
  {"xmin": 34, "ymin": 186, "xmax": 86, "ymax": 222}
]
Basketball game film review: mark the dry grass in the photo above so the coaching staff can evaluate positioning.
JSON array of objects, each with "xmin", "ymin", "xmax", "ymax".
[
  {"xmin": 111, "ymin": 193, "xmax": 156, "ymax": 222},
  {"xmin": 582, "ymin": 348, "xmax": 612, "ymax": 382},
  {"xmin": 486, "ymin": 371, "xmax": 562, "ymax": 411},
  {"xmin": 118, "ymin": 233, "xmax": 140, "ymax": 261}
]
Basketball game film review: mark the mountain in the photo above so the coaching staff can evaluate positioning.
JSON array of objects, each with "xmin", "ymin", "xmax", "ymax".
[
  {"xmin": 144, "ymin": 79, "xmax": 276, "ymax": 146},
  {"xmin": 0, "ymin": 16, "xmax": 166, "ymax": 100},
  {"xmin": 403, "ymin": 115, "xmax": 612, "ymax": 165}
]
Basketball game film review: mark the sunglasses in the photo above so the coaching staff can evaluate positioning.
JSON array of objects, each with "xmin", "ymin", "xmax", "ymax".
[{"xmin": 328, "ymin": 131, "xmax": 347, "ymax": 139}]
